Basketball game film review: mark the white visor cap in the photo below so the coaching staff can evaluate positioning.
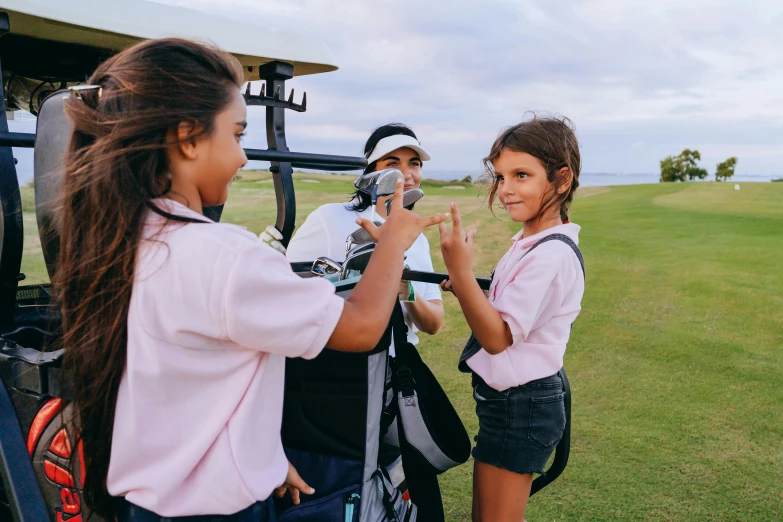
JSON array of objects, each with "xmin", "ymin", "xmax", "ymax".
[{"xmin": 366, "ymin": 134, "xmax": 431, "ymax": 165}]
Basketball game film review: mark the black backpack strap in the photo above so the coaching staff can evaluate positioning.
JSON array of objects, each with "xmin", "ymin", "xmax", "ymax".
[
  {"xmin": 379, "ymin": 304, "xmax": 408, "ymax": 438},
  {"xmin": 528, "ymin": 233, "xmax": 585, "ymax": 279},
  {"xmin": 388, "ymin": 303, "xmax": 446, "ymax": 522},
  {"xmin": 458, "ymin": 233, "xmax": 585, "ymax": 372}
]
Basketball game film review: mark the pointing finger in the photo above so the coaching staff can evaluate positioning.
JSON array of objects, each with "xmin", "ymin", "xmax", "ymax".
[
  {"xmin": 355, "ymin": 218, "xmax": 381, "ymax": 242},
  {"xmin": 466, "ymin": 228, "xmax": 477, "ymax": 246},
  {"xmin": 450, "ymin": 202, "xmax": 462, "ymax": 234},
  {"xmin": 421, "ymin": 212, "xmax": 448, "ymax": 229},
  {"xmin": 389, "ymin": 179, "xmax": 404, "ymax": 214}
]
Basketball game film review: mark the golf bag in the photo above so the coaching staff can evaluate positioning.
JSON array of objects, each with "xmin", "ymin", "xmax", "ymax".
[{"xmin": 277, "ymin": 272, "xmax": 411, "ymax": 521}]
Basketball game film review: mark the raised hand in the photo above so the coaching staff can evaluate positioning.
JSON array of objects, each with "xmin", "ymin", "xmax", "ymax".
[
  {"xmin": 355, "ymin": 179, "xmax": 447, "ymax": 250},
  {"xmin": 439, "ymin": 202, "xmax": 477, "ymax": 278}
]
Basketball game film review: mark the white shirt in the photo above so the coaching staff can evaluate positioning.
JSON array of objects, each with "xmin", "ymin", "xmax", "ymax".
[
  {"xmin": 286, "ymin": 202, "xmax": 441, "ymax": 346},
  {"xmin": 107, "ymin": 199, "xmax": 345, "ymax": 516},
  {"xmin": 467, "ymin": 223, "xmax": 585, "ymax": 391}
]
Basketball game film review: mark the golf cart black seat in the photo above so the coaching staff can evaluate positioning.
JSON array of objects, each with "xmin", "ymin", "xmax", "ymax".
[{"xmin": 0, "ymin": 89, "xmax": 93, "ymax": 522}]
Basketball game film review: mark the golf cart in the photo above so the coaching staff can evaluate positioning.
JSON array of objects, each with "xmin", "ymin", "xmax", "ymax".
[{"xmin": 0, "ymin": 1, "xmax": 571, "ymax": 520}]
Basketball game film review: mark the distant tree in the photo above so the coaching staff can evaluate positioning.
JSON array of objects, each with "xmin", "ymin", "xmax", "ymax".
[
  {"xmin": 715, "ymin": 157, "xmax": 738, "ymax": 182},
  {"xmin": 660, "ymin": 156, "xmax": 681, "ymax": 182},
  {"xmin": 659, "ymin": 149, "xmax": 708, "ymax": 182},
  {"xmin": 461, "ymin": 175, "xmax": 473, "ymax": 184}
]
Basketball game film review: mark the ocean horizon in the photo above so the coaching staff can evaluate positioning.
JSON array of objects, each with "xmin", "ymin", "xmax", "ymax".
[
  {"xmin": 419, "ymin": 170, "xmax": 777, "ymax": 186},
  {"xmin": 8, "ymin": 143, "xmax": 779, "ymax": 188}
]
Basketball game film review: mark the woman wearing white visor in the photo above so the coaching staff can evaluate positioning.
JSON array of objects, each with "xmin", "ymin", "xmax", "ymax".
[{"xmin": 286, "ymin": 123, "xmax": 444, "ymax": 341}]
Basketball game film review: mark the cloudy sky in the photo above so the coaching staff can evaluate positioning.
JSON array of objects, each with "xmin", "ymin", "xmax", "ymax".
[{"xmin": 11, "ymin": 0, "xmax": 783, "ymax": 179}]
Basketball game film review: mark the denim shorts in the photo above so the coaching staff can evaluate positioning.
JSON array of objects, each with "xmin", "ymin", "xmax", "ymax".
[
  {"xmin": 117, "ymin": 497, "xmax": 276, "ymax": 522},
  {"xmin": 471, "ymin": 372, "xmax": 566, "ymax": 475}
]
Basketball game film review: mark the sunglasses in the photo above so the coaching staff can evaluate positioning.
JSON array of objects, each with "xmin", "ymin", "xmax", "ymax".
[{"xmin": 68, "ymin": 84, "xmax": 103, "ymax": 100}]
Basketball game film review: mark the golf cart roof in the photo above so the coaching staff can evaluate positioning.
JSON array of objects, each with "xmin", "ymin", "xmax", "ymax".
[{"xmin": 0, "ymin": 0, "xmax": 338, "ymax": 80}]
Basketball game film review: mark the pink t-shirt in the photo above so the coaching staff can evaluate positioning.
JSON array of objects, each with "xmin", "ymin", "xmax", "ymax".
[
  {"xmin": 467, "ymin": 223, "xmax": 584, "ymax": 391},
  {"xmin": 106, "ymin": 200, "xmax": 345, "ymax": 516}
]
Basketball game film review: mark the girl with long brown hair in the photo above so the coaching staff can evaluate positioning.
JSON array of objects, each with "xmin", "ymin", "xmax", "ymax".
[
  {"xmin": 57, "ymin": 38, "xmax": 446, "ymax": 521},
  {"xmin": 439, "ymin": 115, "xmax": 585, "ymax": 521}
]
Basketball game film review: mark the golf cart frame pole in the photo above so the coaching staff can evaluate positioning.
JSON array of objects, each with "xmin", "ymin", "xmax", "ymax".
[
  {"xmin": 259, "ymin": 61, "xmax": 296, "ymax": 246},
  {"xmin": 0, "ymin": 379, "xmax": 49, "ymax": 522},
  {"xmin": 0, "ymin": 16, "xmax": 48, "ymax": 522},
  {"xmin": 0, "ymin": 13, "xmax": 23, "ymax": 330},
  {"xmin": 0, "ymin": 133, "xmax": 368, "ymax": 168}
]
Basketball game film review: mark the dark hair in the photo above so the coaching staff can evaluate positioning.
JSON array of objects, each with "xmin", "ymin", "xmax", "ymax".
[
  {"xmin": 483, "ymin": 114, "xmax": 580, "ymax": 222},
  {"xmin": 55, "ymin": 38, "xmax": 243, "ymax": 519},
  {"xmin": 348, "ymin": 123, "xmax": 418, "ymax": 212}
]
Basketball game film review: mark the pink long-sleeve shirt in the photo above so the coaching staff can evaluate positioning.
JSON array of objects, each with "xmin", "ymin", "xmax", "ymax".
[
  {"xmin": 467, "ymin": 223, "xmax": 585, "ymax": 391},
  {"xmin": 106, "ymin": 199, "xmax": 344, "ymax": 516}
]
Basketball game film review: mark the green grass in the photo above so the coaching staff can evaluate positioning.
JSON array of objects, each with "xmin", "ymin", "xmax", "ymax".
[{"xmin": 19, "ymin": 175, "xmax": 783, "ymax": 521}]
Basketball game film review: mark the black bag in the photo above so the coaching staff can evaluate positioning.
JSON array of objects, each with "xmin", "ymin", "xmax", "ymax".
[
  {"xmin": 383, "ymin": 303, "xmax": 469, "ymax": 522},
  {"xmin": 390, "ymin": 304, "xmax": 471, "ymax": 474}
]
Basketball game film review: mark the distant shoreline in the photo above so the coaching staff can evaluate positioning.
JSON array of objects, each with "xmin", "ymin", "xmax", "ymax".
[{"xmin": 9, "ymin": 160, "xmax": 778, "ymax": 188}]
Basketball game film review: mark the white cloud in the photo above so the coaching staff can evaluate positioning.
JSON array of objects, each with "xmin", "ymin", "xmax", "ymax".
[{"xmin": 71, "ymin": 1, "xmax": 783, "ymax": 176}]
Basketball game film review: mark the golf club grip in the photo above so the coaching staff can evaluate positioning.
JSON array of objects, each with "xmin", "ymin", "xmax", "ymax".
[{"xmin": 403, "ymin": 270, "xmax": 491, "ymax": 291}]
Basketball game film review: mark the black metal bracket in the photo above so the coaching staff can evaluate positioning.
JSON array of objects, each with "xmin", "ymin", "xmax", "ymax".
[
  {"xmin": 243, "ymin": 82, "xmax": 306, "ymax": 112},
  {"xmin": 259, "ymin": 61, "xmax": 297, "ymax": 246},
  {"xmin": 0, "ymin": 341, "xmax": 65, "ymax": 399},
  {"xmin": 0, "ymin": 13, "xmax": 23, "ymax": 330}
]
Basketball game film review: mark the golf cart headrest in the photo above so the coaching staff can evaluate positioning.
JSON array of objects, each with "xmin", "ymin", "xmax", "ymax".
[{"xmin": 33, "ymin": 91, "xmax": 71, "ymax": 282}]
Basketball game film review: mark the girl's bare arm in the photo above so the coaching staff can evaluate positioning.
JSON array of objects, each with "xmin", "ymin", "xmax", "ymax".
[{"xmin": 439, "ymin": 203, "xmax": 512, "ymax": 354}]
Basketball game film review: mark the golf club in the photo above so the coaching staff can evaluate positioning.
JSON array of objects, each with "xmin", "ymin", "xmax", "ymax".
[
  {"xmin": 311, "ymin": 257, "xmax": 342, "ymax": 277},
  {"xmin": 370, "ymin": 169, "xmax": 405, "ymax": 222},
  {"xmin": 341, "ymin": 242, "xmax": 376, "ymax": 280},
  {"xmin": 345, "ymin": 221, "xmax": 382, "ymax": 255},
  {"xmin": 385, "ymin": 187, "xmax": 424, "ymax": 215}
]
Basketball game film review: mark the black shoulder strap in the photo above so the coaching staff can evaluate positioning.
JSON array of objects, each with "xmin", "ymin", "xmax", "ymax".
[
  {"xmin": 388, "ymin": 302, "xmax": 446, "ymax": 522},
  {"xmin": 390, "ymin": 302, "xmax": 414, "ymax": 397},
  {"xmin": 524, "ymin": 233, "xmax": 585, "ymax": 279},
  {"xmin": 488, "ymin": 232, "xmax": 585, "ymax": 282}
]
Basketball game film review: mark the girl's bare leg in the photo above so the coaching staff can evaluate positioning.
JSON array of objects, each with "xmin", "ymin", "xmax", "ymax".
[
  {"xmin": 472, "ymin": 460, "xmax": 481, "ymax": 522},
  {"xmin": 473, "ymin": 460, "xmax": 533, "ymax": 522}
]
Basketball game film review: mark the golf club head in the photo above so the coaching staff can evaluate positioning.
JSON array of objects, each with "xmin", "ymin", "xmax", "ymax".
[
  {"xmin": 385, "ymin": 188, "xmax": 425, "ymax": 215},
  {"xmin": 348, "ymin": 241, "xmax": 375, "ymax": 258},
  {"xmin": 345, "ymin": 222, "xmax": 381, "ymax": 254},
  {"xmin": 373, "ymin": 169, "xmax": 405, "ymax": 202},
  {"xmin": 354, "ymin": 170, "xmax": 382, "ymax": 193},
  {"xmin": 341, "ymin": 243, "xmax": 376, "ymax": 280},
  {"xmin": 311, "ymin": 257, "xmax": 342, "ymax": 277}
]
